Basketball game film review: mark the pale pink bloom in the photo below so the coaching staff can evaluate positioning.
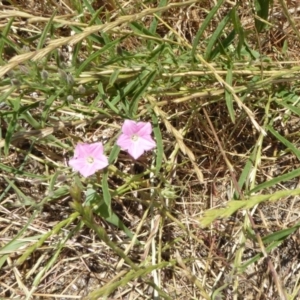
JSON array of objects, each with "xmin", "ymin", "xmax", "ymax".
[
  {"xmin": 117, "ymin": 120, "xmax": 156, "ymax": 159},
  {"xmin": 69, "ymin": 142, "xmax": 108, "ymax": 177}
]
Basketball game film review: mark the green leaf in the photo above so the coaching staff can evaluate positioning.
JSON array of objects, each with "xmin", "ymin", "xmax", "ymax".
[
  {"xmin": 4, "ymin": 111, "xmax": 18, "ymax": 156},
  {"xmin": 102, "ymin": 170, "xmax": 112, "ymax": 217},
  {"xmin": 0, "ymin": 86, "xmax": 16, "ymax": 103},
  {"xmin": 151, "ymin": 112, "xmax": 163, "ymax": 175},
  {"xmin": 255, "ymin": 0, "xmax": 270, "ymax": 33},
  {"xmin": 4, "ymin": 177, "xmax": 36, "ymax": 206},
  {"xmin": 129, "ymin": 70, "xmax": 157, "ymax": 117},
  {"xmin": 266, "ymin": 124, "xmax": 300, "ymax": 160},
  {"xmin": 147, "ymin": 0, "xmax": 168, "ymax": 48},
  {"xmin": 277, "ymin": 100, "xmax": 300, "ymax": 117},
  {"xmin": 102, "ymin": 210, "xmax": 135, "ymax": 240},
  {"xmin": 225, "ymin": 63, "xmax": 235, "ymax": 123},
  {"xmin": 109, "ymin": 69, "xmax": 121, "ymax": 87},
  {"xmin": 210, "ymin": 29, "xmax": 235, "ymax": 60},
  {"xmin": 130, "ymin": 22, "xmax": 158, "ymax": 38},
  {"xmin": 192, "ymin": 0, "xmax": 225, "ymax": 63},
  {"xmin": 87, "ymin": 261, "xmax": 173, "ymax": 298},
  {"xmin": 81, "ymin": 0, "xmax": 104, "ymax": 25},
  {"xmin": 109, "ymin": 144, "xmax": 120, "ymax": 164},
  {"xmin": 237, "ymin": 152, "xmax": 254, "ymax": 194},
  {"xmin": 100, "ymin": 82, "xmax": 120, "ymax": 114},
  {"xmin": 231, "ymin": 6, "xmax": 245, "ymax": 58},
  {"xmin": 200, "ymin": 188, "xmax": 300, "ymax": 227},
  {"xmin": 262, "ymin": 224, "xmax": 300, "ymax": 244},
  {"xmin": 205, "ymin": 9, "xmax": 232, "ymax": 61},
  {"xmin": 0, "ymin": 18, "xmax": 15, "ymax": 63},
  {"xmin": 86, "ymin": 188, "xmax": 136, "ymax": 240},
  {"xmin": 76, "ymin": 38, "xmax": 122, "ymax": 75},
  {"xmin": 41, "ymin": 91, "xmax": 61, "ymax": 127},
  {"xmin": 37, "ymin": 10, "xmax": 56, "ymax": 50},
  {"xmin": 0, "ymin": 212, "xmax": 40, "ymax": 269},
  {"xmin": 250, "ymin": 167, "xmax": 300, "ymax": 194},
  {"xmin": 239, "ymin": 240, "xmax": 282, "ymax": 273}
]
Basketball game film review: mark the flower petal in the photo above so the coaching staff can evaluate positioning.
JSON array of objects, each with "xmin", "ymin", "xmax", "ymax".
[
  {"xmin": 80, "ymin": 164, "xmax": 99, "ymax": 177},
  {"xmin": 127, "ymin": 142, "xmax": 146, "ymax": 159},
  {"xmin": 94, "ymin": 156, "xmax": 109, "ymax": 170},
  {"xmin": 121, "ymin": 120, "xmax": 137, "ymax": 135},
  {"xmin": 135, "ymin": 122, "xmax": 152, "ymax": 136},
  {"xmin": 69, "ymin": 142, "xmax": 109, "ymax": 177},
  {"xmin": 69, "ymin": 158, "xmax": 89, "ymax": 174},
  {"xmin": 73, "ymin": 143, "xmax": 89, "ymax": 158},
  {"xmin": 139, "ymin": 135, "xmax": 156, "ymax": 151},
  {"xmin": 116, "ymin": 134, "xmax": 133, "ymax": 150},
  {"xmin": 88, "ymin": 142, "xmax": 104, "ymax": 158}
]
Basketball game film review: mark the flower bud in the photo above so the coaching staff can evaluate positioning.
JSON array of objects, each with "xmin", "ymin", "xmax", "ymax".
[
  {"xmin": 66, "ymin": 73, "xmax": 74, "ymax": 85},
  {"xmin": 78, "ymin": 84, "xmax": 86, "ymax": 94},
  {"xmin": 11, "ymin": 78, "xmax": 20, "ymax": 86},
  {"xmin": 67, "ymin": 95, "xmax": 74, "ymax": 102},
  {"xmin": 41, "ymin": 69, "xmax": 49, "ymax": 80}
]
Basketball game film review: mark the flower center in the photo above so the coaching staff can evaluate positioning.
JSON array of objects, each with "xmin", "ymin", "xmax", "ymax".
[
  {"xmin": 131, "ymin": 134, "xmax": 139, "ymax": 142},
  {"xmin": 86, "ymin": 156, "xmax": 94, "ymax": 164}
]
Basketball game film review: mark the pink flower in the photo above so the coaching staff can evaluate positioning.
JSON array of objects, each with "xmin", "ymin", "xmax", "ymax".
[
  {"xmin": 117, "ymin": 120, "xmax": 156, "ymax": 159},
  {"xmin": 69, "ymin": 142, "xmax": 109, "ymax": 177}
]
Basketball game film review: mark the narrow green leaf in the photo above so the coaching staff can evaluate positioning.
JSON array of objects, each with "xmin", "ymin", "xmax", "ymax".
[
  {"xmin": 277, "ymin": 100, "xmax": 300, "ymax": 117},
  {"xmin": 47, "ymin": 172, "xmax": 60, "ymax": 196},
  {"xmin": 103, "ymin": 211, "xmax": 135, "ymax": 240},
  {"xmin": 33, "ymin": 222, "xmax": 82, "ymax": 287},
  {"xmin": 200, "ymin": 188, "xmax": 300, "ymax": 227},
  {"xmin": 81, "ymin": 0, "xmax": 111, "ymax": 43},
  {"xmin": 236, "ymin": 144, "xmax": 258, "ymax": 197},
  {"xmin": 41, "ymin": 92, "xmax": 60, "ymax": 126},
  {"xmin": 225, "ymin": 63, "xmax": 235, "ymax": 123},
  {"xmin": 72, "ymin": 40, "xmax": 83, "ymax": 66},
  {"xmin": 130, "ymin": 22, "xmax": 158, "ymax": 38},
  {"xmin": 149, "ymin": 0, "xmax": 167, "ymax": 34},
  {"xmin": 87, "ymin": 261, "xmax": 174, "ymax": 299},
  {"xmin": 21, "ymin": 110, "xmax": 41, "ymax": 129},
  {"xmin": 205, "ymin": 8, "xmax": 232, "ymax": 61},
  {"xmin": 111, "ymin": 78, "xmax": 140, "ymax": 106},
  {"xmin": 129, "ymin": 70, "xmax": 157, "ymax": 116},
  {"xmin": 82, "ymin": 0, "xmax": 104, "ymax": 26},
  {"xmin": 147, "ymin": 0, "xmax": 168, "ymax": 48},
  {"xmin": 86, "ymin": 187, "xmax": 136, "ymax": 240},
  {"xmin": 251, "ymin": 167, "xmax": 300, "ymax": 192},
  {"xmin": 16, "ymin": 213, "xmax": 79, "ymax": 266},
  {"xmin": 255, "ymin": 0, "xmax": 270, "ymax": 33},
  {"xmin": 37, "ymin": 10, "xmax": 56, "ymax": 50},
  {"xmin": 102, "ymin": 170, "xmax": 112, "ymax": 216},
  {"xmin": 0, "ymin": 18, "xmax": 15, "ymax": 62},
  {"xmin": 0, "ymin": 212, "xmax": 39, "ymax": 254},
  {"xmin": 4, "ymin": 112, "xmax": 18, "ymax": 156},
  {"xmin": 76, "ymin": 38, "xmax": 122, "ymax": 75},
  {"xmin": 262, "ymin": 224, "xmax": 300, "ymax": 244},
  {"xmin": 103, "ymin": 96, "xmax": 120, "ymax": 114},
  {"xmin": 99, "ymin": 82, "xmax": 120, "ymax": 114},
  {"xmin": 210, "ymin": 29, "xmax": 235, "ymax": 60},
  {"xmin": 192, "ymin": 0, "xmax": 225, "ymax": 63},
  {"xmin": 109, "ymin": 144, "xmax": 120, "ymax": 164},
  {"xmin": 151, "ymin": 113, "xmax": 163, "ymax": 175},
  {"xmin": 0, "ymin": 86, "xmax": 16, "ymax": 103},
  {"xmin": 231, "ymin": 6, "xmax": 245, "ymax": 58},
  {"xmin": 239, "ymin": 240, "xmax": 282, "ymax": 272},
  {"xmin": 266, "ymin": 124, "xmax": 300, "ymax": 160},
  {"xmin": 4, "ymin": 177, "xmax": 36, "ymax": 206},
  {"xmin": 109, "ymin": 69, "xmax": 121, "ymax": 87},
  {"xmin": 148, "ymin": 43, "xmax": 166, "ymax": 62}
]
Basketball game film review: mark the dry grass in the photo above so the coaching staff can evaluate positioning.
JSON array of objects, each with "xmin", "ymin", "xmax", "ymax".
[{"xmin": 1, "ymin": 0, "xmax": 300, "ymax": 299}]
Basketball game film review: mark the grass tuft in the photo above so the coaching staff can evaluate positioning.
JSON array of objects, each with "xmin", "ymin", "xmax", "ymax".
[{"xmin": 1, "ymin": 0, "xmax": 300, "ymax": 299}]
